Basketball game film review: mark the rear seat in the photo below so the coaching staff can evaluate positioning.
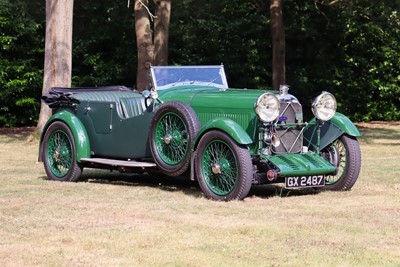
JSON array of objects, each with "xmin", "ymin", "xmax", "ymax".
[{"xmin": 71, "ymin": 90, "xmax": 146, "ymax": 118}]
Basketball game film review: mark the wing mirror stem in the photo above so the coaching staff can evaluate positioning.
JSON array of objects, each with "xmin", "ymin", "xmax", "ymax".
[{"xmin": 143, "ymin": 89, "xmax": 163, "ymax": 109}]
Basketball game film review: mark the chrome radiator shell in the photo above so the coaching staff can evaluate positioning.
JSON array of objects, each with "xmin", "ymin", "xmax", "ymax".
[{"xmin": 271, "ymin": 94, "xmax": 303, "ymax": 154}]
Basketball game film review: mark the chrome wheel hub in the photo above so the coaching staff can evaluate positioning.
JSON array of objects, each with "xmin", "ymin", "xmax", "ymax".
[
  {"xmin": 162, "ymin": 134, "xmax": 172, "ymax": 145},
  {"xmin": 211, "ymin": 163, "xmax": 221, "ymax": 174},
  {"xmin": 53, "ymin": 150, "xmax": 60, "ymax": 161}
]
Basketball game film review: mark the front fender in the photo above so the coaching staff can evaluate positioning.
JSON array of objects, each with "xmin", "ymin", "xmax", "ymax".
[
  {"xmin": 194, "ymin": 117, "xmax": 253, "ymax": 148},
  {"xmin": 304, "ymin": 112, "xmax": 361, "ymax": 151},
  {"xmin": 39, "ymin": 110, "xmax": 91, "ymax": 162}
]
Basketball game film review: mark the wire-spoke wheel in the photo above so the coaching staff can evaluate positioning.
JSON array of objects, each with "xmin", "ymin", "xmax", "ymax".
[
  {"xmin": 42, "ymin": 121, "xmax": 82, "ymax": 182},
  {"xmin": 156, "ymin": 112, "xmax": 188, "ymax": 164},
  {"xmin": 149, "ymin": 101, "xmax": 200, "ymax": 176},
  {"xmin": 195, "ymin": 130, "xmax": 252, "ymax": 201},
  {"xmin": 321, "ymin": 134, "xmax": 361, "ymax": 190}
]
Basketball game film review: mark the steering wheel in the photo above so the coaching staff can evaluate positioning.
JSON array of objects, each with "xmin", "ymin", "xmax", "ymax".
[{"xmin": 156, "ymin": 78, "xmax": 175, "ymax": 86}]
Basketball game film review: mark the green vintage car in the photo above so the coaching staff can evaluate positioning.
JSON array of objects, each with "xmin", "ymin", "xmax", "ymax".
[{"xmin": 39, "ymin": 65, "xmax": 361, "ymax": 200}]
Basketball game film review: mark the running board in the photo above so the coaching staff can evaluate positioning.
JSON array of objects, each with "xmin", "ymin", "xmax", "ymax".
[{"xmin": 80, "ymin": 158, "xmax": 157, "ymax": 169}]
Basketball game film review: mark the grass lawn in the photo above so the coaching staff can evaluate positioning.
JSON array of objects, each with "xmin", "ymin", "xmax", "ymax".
[{"xmin": 0, "ymin": 123, "xmax": 399, "ymax": 266}]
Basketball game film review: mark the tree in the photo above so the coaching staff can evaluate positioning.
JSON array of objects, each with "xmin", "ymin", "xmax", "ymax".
[
  {"xmin": 283, "ymin": 0, "xmax": 399, "ymax": 120},
  {"xmin": 0, "ymin": 0, "xmax": 43, "ymax": 127},
  {"xmin": 36, "ymin": 0, "xmax": 74, "ymax": 133},
  {"xmin": 154, "ymin": 0, "xmax": 171, "ymax": 66},
  {"xmin": 134, "ymin": 0, "xmax": 171, "ymax": 91},
  {"xmin": 134, "ymin": 0, "xmax": 153, "ymax": 91},
  {"xmin": 169, "ymin": 0, "xmax": 270, "ymax": 89},
  {"xmin": 71, "ymin": 0, "xmax": 136, "ymax": 87},
  {"xmin": 270, "ymin": 0, "xmax": 285, "ymax": 90}
]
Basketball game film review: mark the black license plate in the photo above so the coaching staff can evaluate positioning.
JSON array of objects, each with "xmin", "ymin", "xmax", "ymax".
[{"xmin": 285, "ymin": 175, "xmax": 325, "ymax": 188}]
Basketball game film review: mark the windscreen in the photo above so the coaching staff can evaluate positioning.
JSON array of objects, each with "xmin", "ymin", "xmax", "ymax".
[{"xmin": 150, "ymin": 65, "xmax": 228, "ymax": 90}]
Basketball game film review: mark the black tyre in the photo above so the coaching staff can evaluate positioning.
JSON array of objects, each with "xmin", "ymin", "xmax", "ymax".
[
  {"xmin": 321, "ymin": 134, "xmax": 361, "ymax": 190},
  {"xmin": 195, "ymin": 130, "xmax": 253, "ymax": 201},
  {"xmin": 149, "ymin": 101, "xmax": 200, "ymax": 176},
  {"xmin": 42, "ymin": 121, "xmax": 83, "ymax": 182}
]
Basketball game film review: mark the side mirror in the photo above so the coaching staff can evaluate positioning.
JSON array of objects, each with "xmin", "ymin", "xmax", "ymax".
[
  {"xmin": 142, "ymin": 90, "xmax": 151, "ymax": 98},
  {"xmin": 143, "ymin": 89, "xmax": 163, "ymax": 109}
]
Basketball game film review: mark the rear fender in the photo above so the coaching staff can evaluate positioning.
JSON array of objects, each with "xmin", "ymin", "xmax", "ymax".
[
  {"xmin": 304, "ymin": 112, "xmax": 361, "ymax": 151},
  {"xmin": 194, "ymin": 117, "xmax": 253, "ymax": 149},
  {"xmin": 39, "ymin": 110, "xmax": 91, "ymax": 162}
]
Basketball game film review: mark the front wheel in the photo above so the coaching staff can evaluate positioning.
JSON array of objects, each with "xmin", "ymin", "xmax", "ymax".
[
  {"xmin": 42, "ymin": 121, "xmax": 82, "ymax": 182},
  {"xmin": 321, "ymin": 134, "xmax": 361, "ymax": 190},
  {"xmin": 195, "ymin": 130, "xmax": 253, "ymax": 201}
]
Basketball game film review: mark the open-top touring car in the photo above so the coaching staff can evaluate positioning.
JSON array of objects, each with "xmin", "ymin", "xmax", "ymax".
[{"xmin": 39, "ymin": 65, "xmax": 361, "ymax": 200}]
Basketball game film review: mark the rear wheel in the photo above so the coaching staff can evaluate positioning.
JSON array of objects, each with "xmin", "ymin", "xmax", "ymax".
[
  {"xmin": 195, "ymin": 130, "xmax": 253, "ymax": 201},
  {"xmin": 321, "ymin": 134, "xmax": 361, "ymax": 190},
  {"xmin": 149, "ymin": 101, "xmax": 200, "ymax": 176},
  {"xmin": 42, "ymin": 121, "xmax": 82, "ymax": 182}
]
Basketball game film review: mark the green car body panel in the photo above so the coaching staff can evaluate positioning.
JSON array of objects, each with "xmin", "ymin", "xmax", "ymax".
[
  {"xmin": 69, "ymin": 90, "xmax": 153, "ymax": 159},
  {"xmin": 40, "ymin": 110, "xmax": 91, "ymax": 162},
  {"xmin": 330, "ymin": 112, "xmax": 361, "ymax": 136},
  {"xmin": 195, "ymin": 117, "xmax": 253, "ymax": 147},
  {"xmin": 159, "ymin": 86, "xmax": 273, "ymax": 148},
  {"xmin": 304, "ymin": 112, "xmax": 361, "ymax": 151}
]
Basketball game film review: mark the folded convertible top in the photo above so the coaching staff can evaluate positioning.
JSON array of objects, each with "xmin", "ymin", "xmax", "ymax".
[
  {"xmin": 41, "ymin": 86, "xmax": 134, "ymax": 109},
  {"xmin": 51, "ymin": 85, "xmax": 133, "ymax": 94}
]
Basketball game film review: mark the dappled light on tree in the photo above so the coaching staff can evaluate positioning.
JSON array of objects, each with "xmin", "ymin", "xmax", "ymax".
[{"xmin": 36, "ymin": 0, "xmax": 74, "ymax": 133}]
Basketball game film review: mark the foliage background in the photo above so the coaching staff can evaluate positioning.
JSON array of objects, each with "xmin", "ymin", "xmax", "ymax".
[{"xmin": 0, "ymin": 0, "xmax": 399, "ymax": 126}]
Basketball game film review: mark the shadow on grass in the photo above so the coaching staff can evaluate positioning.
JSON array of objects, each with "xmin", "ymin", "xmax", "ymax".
[
  {"xmin": 249, "ymin": 184, "xmax": 320, "ymax": 199},
  {"xmin": 82, "ymin": 170, "xmax": 204, "ymax": 199},
  {"xmin": 78, "ymin": 169, "xmax": 320, "ymax": 200},
  {"xmin": 0, "ymin": 127, "xmax": 36, "ymax": 142},
  {"xmin": 358, "ymin": 123, "xmax": 400, "ymax": 145}
]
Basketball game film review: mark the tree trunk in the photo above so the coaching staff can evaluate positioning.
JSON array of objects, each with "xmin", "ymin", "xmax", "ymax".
[
  {"xmin": 154, "ymin": 0, "xmax": 171, "ymax": 66},
  {"xmin": 270, "ymin": 0, "xmax": 286, "ymax": 90},
  {"xmin": 135, "ymin": 0, "xmax": 154, "ymax": 91},
  {"xmin": 36, "ymin": 0, "xmax": 74, "ymax": 133}
]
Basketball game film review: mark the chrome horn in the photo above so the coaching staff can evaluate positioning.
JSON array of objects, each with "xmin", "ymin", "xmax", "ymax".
[{"xmin": 271, "ymin": 132, "xmax": 281, "ymax": 147}]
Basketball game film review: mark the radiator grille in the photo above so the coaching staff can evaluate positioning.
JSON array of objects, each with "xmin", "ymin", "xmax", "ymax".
[{"xmin": 272, "ymin": 101, "xmax": 303, "ymax": 154}]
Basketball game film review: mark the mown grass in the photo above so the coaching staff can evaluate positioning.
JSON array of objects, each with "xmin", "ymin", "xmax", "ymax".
[{"xmin": 0, "ymin": 123, "xmax": 399, "ymax": 266}]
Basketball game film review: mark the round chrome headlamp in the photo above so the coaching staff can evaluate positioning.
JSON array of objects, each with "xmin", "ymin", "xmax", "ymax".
[
  {"xmin": 255, "ymin": 93, "xmax": 280, "ymax": 123},
  {"xmin": 312, "ymin": 92, "xmax": 337, "ymax": 121}
]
